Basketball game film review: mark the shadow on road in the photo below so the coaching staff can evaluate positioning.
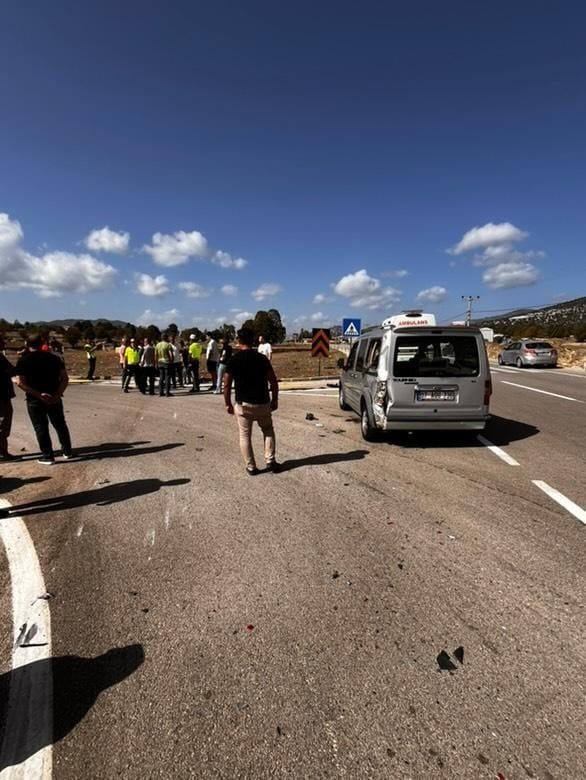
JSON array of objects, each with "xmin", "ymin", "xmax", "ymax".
[
  {"xmin": 0, "ymin": 476, "xmax": 51, "ymax": 494},
  {"xmin": 62, "ymin": 441, "xmax": 184, "ymax": 462},
  {"xmin": 1, "ymin": 478, "xmax": 190, "ymax": 518},
  {"xmin": 483, "ymin": 415, "xmax": 539, "ymax": 445},
  {"xmin": 0, "ymin": 645, "xmax": 144, "ymax": 771},
  {"xmin": 278, "ymin": 449, "xmax": 369, "ymax": 472},
  {"xmin": 388, "ymin": 414, "xmax": 539, "ymax": 449}
]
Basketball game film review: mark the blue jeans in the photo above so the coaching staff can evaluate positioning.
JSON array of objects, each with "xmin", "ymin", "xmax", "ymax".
[
  {"xmin": 216, "ymin": 363, "xmax": 227, "ymax": 393},
  {"xmin": 159, "ymin": 365, "xmax": 171, "ymax": 396}
]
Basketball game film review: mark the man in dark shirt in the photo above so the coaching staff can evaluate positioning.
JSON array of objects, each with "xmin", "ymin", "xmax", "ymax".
[
  {"xmin": 16, "ymin": 334, "xmax": 73, "ymax": 464},
  {"xmin": 223, "ymin": 327, "xmax": 279, "ymax": 475},
  {"xmin": 0, "ymin": 336, "xmax": 17, "ymax": 460}
]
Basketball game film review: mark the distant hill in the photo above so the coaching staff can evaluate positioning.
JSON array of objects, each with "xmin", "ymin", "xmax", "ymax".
[{"xmin": 474, "ymin": 296, "xmax": 586, "ymax": 339}]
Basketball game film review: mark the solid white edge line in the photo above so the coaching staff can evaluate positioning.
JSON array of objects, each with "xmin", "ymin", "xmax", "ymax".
[
  {"xmin": 0, "ymin": 498, "xmax": 53, "ymax": 779},
  {"xmin": 532, "ymin": 481, "xmax": 586, "ymax": 525},
  {"xmin": 500, "ymin": 380, "xmax": 584, "ymax": 403},
  {"xmin": 477, "ymin": 435, "xmax": 520, "ymax": 466}
]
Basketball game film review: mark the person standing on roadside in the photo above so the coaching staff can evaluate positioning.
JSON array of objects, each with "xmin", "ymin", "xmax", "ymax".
[
  {"xmin": 206, "ymin": 334, "xmax": 219, "ymax": 392},
  {"xmin": 123, "ymin": 338, "xmax": 142, "ymax": 393},
  {"xmin": 155, "ymin": 333, "xmax": 174, "ymax": 397},
  {"xmin": 140, "ymin": 337, "xmax": 156, "ymax": 395},
  {"xmin": 0, "ymin": 336, "xmax": 17, "ymax": 460},
  {"xmin": 85, "ymin": 339, "xmax": 97, "ymax": 380},
  {"xmin": 15, "ymin": 334, "xmax": 73, "ymax": 464},
  {"xmin": 257, "ymin": 335, "xmax": 273, "ymax": 362},
  {"xmin": 188, "ymin": 334, "xmax": 202, "ymax": 393},
  {"xmin": 171, "ymin": 336, "xmax": 184, "ymax": 388},
  {"xmin": 117, "ymin": 337, "xmax": 127, "ymax": 387},
  {"xmin": 223, "ymin": 327, "xmax": 279, "ymax": 475},
  {"xmin": 215, "ymin": 338, "xmax": 233, "ymax": 394}
]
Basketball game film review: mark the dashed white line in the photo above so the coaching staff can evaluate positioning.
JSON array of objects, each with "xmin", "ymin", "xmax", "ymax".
[
  {"xmin": 500, "ymin": 380, "xmax": 584, "ymax": 403},
  {"xmin": 532, "ymin": 481, "xmax": 586, "ymax": 525},
  {"xmin": 0, "ymin": 499, "xmax": 53, "ymax": 779},
  {"xmin": 477, "ymin": 435, "xmax": 520, "ymax": 466}
]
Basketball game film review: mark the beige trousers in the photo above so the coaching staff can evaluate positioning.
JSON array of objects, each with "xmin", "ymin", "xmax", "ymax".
[{"xmin": 235, "ymin": 403, "xmax": 276, "ymax": 469}]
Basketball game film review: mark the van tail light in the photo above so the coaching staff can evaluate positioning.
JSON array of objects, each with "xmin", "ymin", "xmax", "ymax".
[
  {"xmin": 374, "ymin": 381, "xmax": 386, "ymax": 408},
  {"xmin": 483, "ymin": 379, "xmax": 492, "ymax": 406}
]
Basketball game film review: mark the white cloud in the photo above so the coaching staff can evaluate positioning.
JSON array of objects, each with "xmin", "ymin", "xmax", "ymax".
[
  {"xmin": 251, "ymin": 282, "xmax": 283, "ymax": 302},
  {"xmin": 416, "ymin": 285, "xmax": 448, "ymax": 303},
  {"xmin": 312, "ymin": 293, "xmax": 334, "ymax": 305},
  {"xmin": 221, "ymin": 284, "xmax": 238, "ymax": 296},
  {"xmin": 333, "ymin": 268, "xmax": 401, "ymax": 310},
  {"xmin": 136, "ymin": 273, "xmax": 170, "ymax": 297},
  {"xmin": 212, "ymin": 250, "xmax": 248, "ymax": 270},
  {"xmin": 0, "ymin": 213, "xmax": 117, "ymax": 297},
  {"xmin": 311, "ymin": 311, "xmax": 324, "ymax": 322},
  {"xmin": 178, "ymin": 281, "xmax": 212, "ymax": 298},
  {"xmin": 448, "ymin": 220, "xmax": 545, "ymax": 290},
  {"xmin": 85, "ymin": 226, "xmax": 130, "ymax": 254},
  {"xmin": 449, "ymin": 222, "xmax": 528, "ymax": 255},
  {"xmin": 483, "ymin": 262, "xmax": 540, "ymax": 289},
  {"xmin": 143, "ymin": 230, "xmax": 208, "ymax": 267},
  {"xmin": 381, "ymin": 269, "xmax": 409, "ymax": 279},
  {"xmin": 230, "ymin": 310, "xmax": 254, "ymax": 327},
  {"xmin": 136, "ymin": 308, "xmax": 180, "ymax": 327}
]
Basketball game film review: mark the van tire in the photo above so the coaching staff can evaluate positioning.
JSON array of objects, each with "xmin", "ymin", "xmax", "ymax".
[
  {"xmin": 360, "ymin": 402, "xmax": 379, "ymax": 442},
  {"xmin": 516, "ymin": 357, "xmax": 524, "ymax": 368},
  {"xmin": 338, "ymin": 386, "xmax": 351, "ymax": 411},
  {"xmin": 497, "ymin": 354, "xmax": 503, "ymax": 365}
]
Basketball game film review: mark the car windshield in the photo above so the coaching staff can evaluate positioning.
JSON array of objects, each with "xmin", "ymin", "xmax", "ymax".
[
  {"xmin": 393, "ymin": 335, "xmax": 480, "ymax": 377},
  {"xmin": 524, "ymin": 342, "xmax": 552, "ymax": 349}
]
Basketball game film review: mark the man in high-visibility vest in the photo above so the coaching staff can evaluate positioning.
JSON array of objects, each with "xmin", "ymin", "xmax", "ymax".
[
  {"xmin": 85, "ymin": 340, "xmax": 97, "ymax": 380},
  {"xmin": 123, "ymin": 338, "xmax": 142, "ymax": 393},
  {"xmin": 188, "ymin": 334, "xmax": 202, "ymax": 392}
]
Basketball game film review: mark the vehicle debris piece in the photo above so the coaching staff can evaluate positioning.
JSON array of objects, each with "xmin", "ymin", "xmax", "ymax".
[
  {"xmin": 453, "ymin": 645, "xmax": 464, "ymax": 664},
  {"xmin": 332, "ymin": 570, "xmax": 340, "ymax": 579},
  {"xmin": 436, "ymin": 650, "xmax": 458, "ymax": 672},
  {"xmin": 305, "ymin": 412, "xmax": 316, "ymax": 420}
]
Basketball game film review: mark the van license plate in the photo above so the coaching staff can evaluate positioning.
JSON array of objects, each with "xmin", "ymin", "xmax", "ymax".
[{"xmin": 417, "ymin": 390, "xmax": 455, "ymax": 401}]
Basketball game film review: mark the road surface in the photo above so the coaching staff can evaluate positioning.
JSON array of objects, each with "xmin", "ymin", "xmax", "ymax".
[{"xmin": 1, "ymin": 365, "xmax": 584, "ymax": 779}]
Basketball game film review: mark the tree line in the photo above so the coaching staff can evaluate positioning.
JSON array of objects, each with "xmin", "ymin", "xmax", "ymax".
[{"xmin": 0, "ymin": 309, "xmax": 287, "ymax": 348}]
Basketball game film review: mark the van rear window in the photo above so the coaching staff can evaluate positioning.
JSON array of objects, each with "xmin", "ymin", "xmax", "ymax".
[{"xmin": 393, "ymin": 336, "xmax": 480, "ymax": 377}]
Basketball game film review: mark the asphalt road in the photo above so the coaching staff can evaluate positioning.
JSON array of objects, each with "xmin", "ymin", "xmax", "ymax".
[{"xmin": 0, "ymin": 366, "xmax": 585, "ymax": 779}]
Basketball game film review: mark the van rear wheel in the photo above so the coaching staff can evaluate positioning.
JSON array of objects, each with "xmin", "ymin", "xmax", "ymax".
[
  {"xmin": 361, "ymin": 404, "xmax": 379, "ymax": 442},
  {"xmin": 339, "ymin": 385, "xmax": 350, "ymax": 411}
]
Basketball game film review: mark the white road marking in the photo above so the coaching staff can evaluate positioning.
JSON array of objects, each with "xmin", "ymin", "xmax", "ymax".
[
  {"xmin": 500, "ymin": 380, "xmax": 584, "ymax": 403},
  {"xmin": 532, "ymin": 481, "xmax": 586, "ymax": 525},
  {"xmin": 0, "ymin": 499, "xmax": 53, "ymax": 779},
  {"xmin": 477, "ymin": 435, "xmax": 520, "ymax": 466}
]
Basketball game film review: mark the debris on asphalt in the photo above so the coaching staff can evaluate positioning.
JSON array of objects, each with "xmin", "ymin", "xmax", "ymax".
[
  {"xmin": 305, "ymin": 412, "xmax": 316, "ymax": 420},
  {"xmin": 315, "ymin": 423, "xmax": 324, "ymax": 428},
  {"xmin": 477, "ymin": 754, "xmax": 489, "ymax": 765},
  {"xmin": 276, "ymin": 725, "xmax": 282, "ymax": 736},
  {"xmin": 448, "ymin": 535, "xmax": 456, "ymax": 541},
  {"xmin": 14, "ymin": 623, "xmax": 28, "ymax": 648},
  {"xmin": 142, "ymin": 608, "xmax": 149, "ymax": 613},
  {"xmin": 196, "ymin": 435, "xmax": 205, "ymax": 439},
  {"xmin": 94, "ymin": 478, "xmax": 111, "ymax": 485},
  {"xmin": 20, "ymin": 447, "xmax": 27, "ymax": 452},
  {"xmin": 33, "ymin": 592, "xmax": 55, "ymax": 604},
  {"xmin": 195, "ymin": 447, "xmax": 204, "ymax": 451},
  {"xmin": 436, "ymin": 650, "xmax": 458, "ymax": 672},
  {"xmin": 332, "ymin": 428, "xmax": 345, "ymax": 434},
  {"xmin": 332, "ymin": 570, "xmax": 340, "ymax": 579},
  {"xmin": 398, "ymin": 563, "xmax": 404, "ymax": 570},
  {"xmin": 246, "ymin": 624, "xmax": 255, "ymax": 632},
  {"xmin": 454, "ymin": 645, "xmax": 464, "ymax": 664}
]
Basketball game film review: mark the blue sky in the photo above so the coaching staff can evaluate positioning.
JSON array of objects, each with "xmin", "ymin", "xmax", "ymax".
[{"xmin": 1, "ymin": 0, "xmax": 585, "ymax": 332}]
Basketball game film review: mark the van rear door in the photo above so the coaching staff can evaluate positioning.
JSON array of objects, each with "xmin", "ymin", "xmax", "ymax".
[{"xmin": 388, "ymin": 331, "xmax": 489, "ymax": 427}]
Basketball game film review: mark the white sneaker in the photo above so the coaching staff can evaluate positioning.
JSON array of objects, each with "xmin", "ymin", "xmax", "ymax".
[{"xmin": 37, "ymin": 457, "xmax": 55, "ymax": 466}]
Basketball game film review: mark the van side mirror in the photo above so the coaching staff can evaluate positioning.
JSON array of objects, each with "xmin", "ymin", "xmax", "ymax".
[{"xmin": 336, "ymin": 357, "xmax": 345, "ymax": 369}]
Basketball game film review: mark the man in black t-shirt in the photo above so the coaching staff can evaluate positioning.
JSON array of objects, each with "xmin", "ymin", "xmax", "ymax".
[
  {"xmin": 223, "ymin": 327, "xmax": 279, "ymax": 475},
  {"xmin": 16, "ymin": 334, "xmax": 73, "ymax": 465},
  {"xmin": 0, "ymin": 336, "xmax": 17, "ymax": 460}
]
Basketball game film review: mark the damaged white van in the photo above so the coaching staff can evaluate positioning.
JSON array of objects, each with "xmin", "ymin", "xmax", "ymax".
[{"xmin": 338, "ymin": 314, "xmax": 492, "ymax": 441}]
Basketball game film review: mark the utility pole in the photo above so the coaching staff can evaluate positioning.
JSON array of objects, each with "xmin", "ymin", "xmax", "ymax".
[{"xmin": 461, "ymin": 295, "xmax": 480, "ymax": 326}]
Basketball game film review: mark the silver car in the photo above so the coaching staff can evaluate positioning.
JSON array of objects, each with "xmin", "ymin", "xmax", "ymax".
[{"xmin": 498, "ymin": 339, "xmax": 558, "ymax": 368}]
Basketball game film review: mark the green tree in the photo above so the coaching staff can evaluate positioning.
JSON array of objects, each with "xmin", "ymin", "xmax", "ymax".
[{"xmin": 65, "ymin": 326, "xmax": 82, "ymax": 348}]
